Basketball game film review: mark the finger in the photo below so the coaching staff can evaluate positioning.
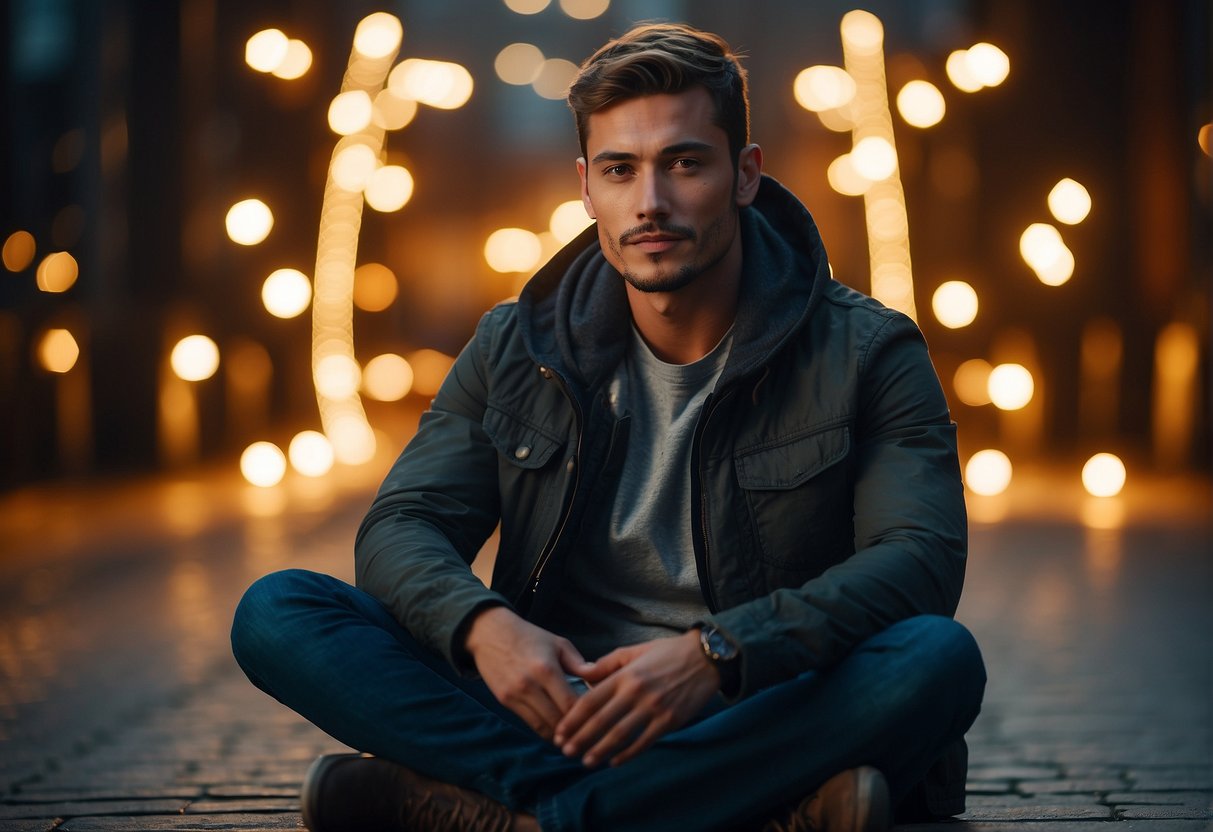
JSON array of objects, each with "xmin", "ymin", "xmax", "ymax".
[
  {"xmin": 608, "ymin": 718, "xmax": 668, "ymax": 767},
  {"xmin": 554, "ymin": 679, "xmax": 614, "ymax": 747},
  {"xmin": 582, "ymin": 709, "xmax": 652, "ymax": 768},
  {"xmin": 579, "ymin": 649, "xmax": 627, "ymax": 683},
  {"xmin": 557, "ymin": 642, "xmax": 594, "ymax": 677},
  {"xmin": 563, "ymin": 691, "xmax": 631, "ymax": 758},
  {"xmin": 508, "ymin": 697, "xmax": 555, "ymax": 740}
]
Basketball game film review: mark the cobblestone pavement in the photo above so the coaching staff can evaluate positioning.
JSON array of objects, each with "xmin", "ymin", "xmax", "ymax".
[{"xmin": 0, "ymin": 453, "xmax": 1209, "ymax": 831}]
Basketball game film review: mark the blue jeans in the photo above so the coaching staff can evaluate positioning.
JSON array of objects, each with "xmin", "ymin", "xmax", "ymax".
[{"xmin": 231, "ymin": 569, "xmax": 984, "ymax": 832}]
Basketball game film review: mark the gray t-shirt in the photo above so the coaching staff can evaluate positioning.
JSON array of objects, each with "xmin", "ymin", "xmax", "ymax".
[{"xmin": 546, "ymin": 325, "xmax": 732, "ymax": 659}]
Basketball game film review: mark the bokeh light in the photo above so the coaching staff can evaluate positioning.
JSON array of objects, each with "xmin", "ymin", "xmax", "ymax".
[
  {"xmin": 1047, "ymin": 178, "xmax": 1092, "ymax": 225},
  {"xmin": 532, "ymin": 59, "xmax": 579, "ymax": 100},
  {"xmin": 328, "ymin": 90, "xmax": 374, "ymax": 135},
  {"xmin": 3, "ymin": 230, "xmax": 36, "ymax": 272},
  {"xmin": 827, "ymin": 153, "xmax": 871, "ymax": 196},
  {"xmin": 353, "ymin": 263, "xmax": 398, "ymax": 312},
  {"xmin": 965, "ymin": 449, "xmax": 1013, "ymax": 496},
  {"xmin": 388, "ymin": 59, "xmax": 473, "ymax": 109},
  {"xmin": 408, "ymin": 349, "xmax": 455, "ymax": 397},
  {"xmin": 364, "ymin": 165, "xmax": 414, "ymax": 212},
  {"xmin": 931, "ymin": 280, "xmax": 978, "ymax": 329},
  {"xmin": 329, "ymin": 415, "xmax": 377, "ymax": 465},
  {"xmin": 241, "ymin": 441, "xmax": 287, "ymax": 487},
  {"xmin": 495, "ymin": 43, "xmax": 545, "ymax": 85},
  {"xmin": 37, "ymin": 328, "xmax": 80, "ymax": 374},
  {"xmin": 245, "ymin": 29, "xmax": 289, "ymax": 73},
  {"xmin": 896, "ymin": 80, "xmax": 945, "ymax": 128},
  {"xmin": 966, "ymin": 42, "xmax": 1011, "ymax": 87},
  {"xmin": 362, "ymin": 353, "xmax": 415, "ymax": 401},
  {"xmin": 373, "ymin": 90, "xmax": 418, "ymax": 130},
  {"xmin": 505, "ymin": 0, "xmax": 550, "ymax": 13},
  {"xmin": 559, "ymin": 0, "xmax": 609, "ymax": 20},
  {"xmin": 988, "ymin": 363, "xmax": 1034, "ymax": 411},
  {"xmin": 945, "ymin": 50, "xmax": 983, "ymax": 93},
  {"xmin": 288, "ymin": 430, "xmax": 335, "ymax": 478},
  {"xmin": 851, "ymin": 136, "xmax": 897, "ymax": 181},
  {"xmin": 953, "ymin": 359, "xmax": 993, "ymax": 406},
  {"xmin": 485, "ymin": 228, "xmax": 543, "ymax": 273},
  {"xmin": 171, "ymin": 335, "xmax": 220, "ymax": 382},
  {"xmin": 261, "ymin": 268, "xmax": 312, "ymax": 319},
  {"xmin": 1082, "ymin": 453, "xmax": 1127, "ymax": 498},
  {"xmin": 314, "ymin": 354, "xmax": 362, "ymax": 400},
  {"xmin": 331, "ymin": 144, "xmax": 379, "ymax": 192},
  {"xmin": 839, "ymin": 9, "xmax": 883, "ymax": 54},
  {"xmin": 35, "ymin": 251, "xmax": 79, "ymax": 293},
  {"xmin": 793, "ymin": 66, "xmax": 857, "ymax": 112},
  {"xmin": 225, "ymin": 199, "xmax": 273, "ymax": 245},
  {"xmin": 550, "ymin": 200, "xmax": 593, "ymax": 243},
  {"xmin": 1019, "ymin": 222, "xmax": 1072, "ymax": 285},
  {"xmin": 272, "ymin": 39, "xmax": 312, "ymax": 80},
  {"xmin": 353, "ymin": 12, "xmax": 403, "ymax": 59}
]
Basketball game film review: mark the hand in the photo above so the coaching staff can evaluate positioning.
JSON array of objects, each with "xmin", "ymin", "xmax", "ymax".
[
  {"xmin": 464, "ymin": 606, "xmax": 594, "ymax": 741},
  {"xmin": 553, "ymin": 630, "xmax": 720, "ymax": 768}
]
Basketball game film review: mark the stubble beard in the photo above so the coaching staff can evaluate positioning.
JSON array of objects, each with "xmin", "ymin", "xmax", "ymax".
[{"xmin": 606, "ymin": 211, "xmax": 735, "ymax": 295}]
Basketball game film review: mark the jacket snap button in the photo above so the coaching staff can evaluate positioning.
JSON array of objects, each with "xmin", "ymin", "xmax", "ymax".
[
  {"xmin": 515, "ymin": 445, "xmax": 532, "ymax": 460},
  {"xmin": 566, "ymin": 457, "xmax": 576, "ymax": 473},
  {"xmin": 538, "ymin": 366, "xmax": 552, "ymax": 379}
]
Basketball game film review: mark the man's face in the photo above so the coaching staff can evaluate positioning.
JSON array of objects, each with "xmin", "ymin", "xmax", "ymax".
[{"xmin": 577, "ymin": 87, "xmax": 758, "ymax": 294}]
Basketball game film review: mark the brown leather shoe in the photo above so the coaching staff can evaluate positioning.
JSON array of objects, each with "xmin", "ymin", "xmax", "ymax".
[
  {"xmin": 763, "ymin": 766, "xmax": 891, "ymax": 832},
  {"xmin": 301, "ymin": 753, "xmax": 529, "ymax": 832}
]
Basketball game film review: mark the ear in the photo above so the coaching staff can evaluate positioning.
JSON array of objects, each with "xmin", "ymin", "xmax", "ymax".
[
  {"xmin": 734, "ymin": 144, "xmax": 763, "ymax": 208},
  {"xmin": 576, "ymin": 157, "xmax": 597, "ymax": 219}
]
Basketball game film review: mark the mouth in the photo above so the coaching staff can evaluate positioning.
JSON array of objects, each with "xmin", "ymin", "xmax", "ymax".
[{"xmin": 624, "ymin": 233, "xmax": 686, "ymax": 253}]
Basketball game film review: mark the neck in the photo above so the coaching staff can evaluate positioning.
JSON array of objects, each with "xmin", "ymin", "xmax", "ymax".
[{"xmin": 625, "ymin": 240, "xmax": 742, "ymax": 365}]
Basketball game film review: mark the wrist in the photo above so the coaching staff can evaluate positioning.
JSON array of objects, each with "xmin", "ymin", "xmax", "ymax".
[{"xmin": 696, "ymin": 625, "xmax": 741, "ymax": 696}]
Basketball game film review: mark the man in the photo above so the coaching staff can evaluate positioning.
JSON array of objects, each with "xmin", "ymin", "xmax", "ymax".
[{"xmin": 232, "ymin": 22, "xmax": 985, "ymax": 832}]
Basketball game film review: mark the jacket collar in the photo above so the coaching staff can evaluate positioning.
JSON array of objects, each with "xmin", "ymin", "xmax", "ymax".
[{"xmin": 516, "ymin": 174, "xmax": 831, "ymax": 393}]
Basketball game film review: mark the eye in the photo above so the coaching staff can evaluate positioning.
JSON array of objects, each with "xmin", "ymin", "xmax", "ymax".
[
  {"xmin": 603, "ymin": 164, "xmax": 632, "ymax": 178},
  {"xmin": 671, "ymin": 157, "xmax": 701, "ymax": 171}
]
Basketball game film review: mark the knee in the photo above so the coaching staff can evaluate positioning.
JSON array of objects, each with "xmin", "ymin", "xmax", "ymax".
[
  {"xmin": 890, "ymin": 616, "xmax": 986, "ymax": 705},
  {"xmin": 230, "ymin": 569, "xmax": 325, "ymax": 666}
]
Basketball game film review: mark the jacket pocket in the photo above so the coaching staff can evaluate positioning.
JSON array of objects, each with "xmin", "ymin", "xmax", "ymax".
[
  {"xmin": 734, "ymin": 424, "xmax": 855, "ymax": 578},
  {"xmin": 482, "ymin": 405, "xmax": 564, "ymax": 469}
]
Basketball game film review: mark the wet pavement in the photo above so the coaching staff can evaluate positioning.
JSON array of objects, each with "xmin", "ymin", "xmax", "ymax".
[{"xmin": 0, "ymin": 435, "xmax": 1209, "ymax": 830}]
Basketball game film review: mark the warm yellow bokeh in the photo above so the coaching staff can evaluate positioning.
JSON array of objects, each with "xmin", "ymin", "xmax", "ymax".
[
  {"xmin": 362, "ymin": 353, "xmax": 415, "ymax": 402},
  {"xmin": 171, "ymin": 335, "xmax": 220, "ymax": 382},
  {"xmin": 289, "ymin": 431, "xmax": 335, "ymax": 478},
  {"xmin": 559, "ymin": 0, "xmax": 609, "ymax": 20},
  {"xmin": 793, "ymin": 66, "xmax": 857, "ymax": 112},
  {"xmin": 965, "ymin": 449, "xmax": 1013, "ymax": 496},
  {"xmin": 36, "ymin": 251, "xmax": 79, "ymax": 293},
  {"xmin": 225, "ymin": 199, "xmax": 273, "ymax": 245},
  {"xmin": 408, "ymin": 349, "xmax": 455, "ymax": 398},
  {"xmin": 946, "ymin": 50, "xmax": 983, "ymax": 93},
  {"xmin": 988, "ymin": 363, "xmax": 1034, "ymax": 411},
  {"xmin": 1047, "ymin": 178, "xmax": 1091, "ymax": 225},
  {"xmin": 262, "ymin": 268, "xmax": 312, "ymax": 319},
  {"xmin": 851, "ymin": 136, "xmax": 897, "ymax": 181},
  {"xmin": 953, "ymin": 359, "xmax": 993, "ymax": 406},
  {"xmin": 364, "ymin": 165, "xmax": 414, "ymax": 212},
  {"xmin": 504, "ymin": 0, "xmax": 550, "ymax": 13},
  {"xmin": 1082, "ymin": 453, "xmax": 1126, "ymax": 498},
  {"xmin": 37, "ymin": 328, "xmax": 80, "ymax": 374},
  {"xmin": 827, "ymin": 154, "xmax": 871, "ymax": 196},
  {"xmin": 353, "ymin": 263, "xmax": 398, "ymax": 312},
  {"xmin": 485, "ymin": 228, "xmax": 543, "ymax": 273},
  {"xmin": 314, "ymin": 354, "xmax": 363, "ymax": 400},
  {"xmin": 966, "ymin": 43, "xmax": 1010, "ymax": 87},
  {"xmin": 241, "ymin": 441, "xmax": 287, "ymax": 487},
  {"xmin": 840, "ymin": 9, "xmax": 883, "ymax": 54},
  {"xmin": 896, "ymin": 80, "xmax": 946, "ymax": 128},
  {"xmin": 550, "ymin": 200, "xmax": 593, "ymax": 243},
  {"xmin": 245, "ymin": 29, "xmax": 289, "ymax": 73},
  {"xmin": 532, "ymin": 59, "xmax": 579, "ymax": 100},
  {"xmin": 389, "ymin": 59, "xmax": 473, "ymax": 110},
  {"xmin": 373, "ymin": 90, "xmax": 418, "ymax": 131},
  {"xmin": 328, "ymin": 90, "xmax": 375, "ymax": 136},
  {"xmin": 353, "ymin": 12, "xmax": 403, "ymax": 60},
  {"xmin": 272, "ymin": 39, "xmax": 313, "ymax": 80},
  {"xmin": 3, "ymin": 230, "xmax": 36, "ymax": 272},
  {"xmin": 932, "ymin": 281, "xmax": 978, "ymax": 329},
  {"xmin": 495, "ymin": 43, "xmax": 545, "ymax": 85}
]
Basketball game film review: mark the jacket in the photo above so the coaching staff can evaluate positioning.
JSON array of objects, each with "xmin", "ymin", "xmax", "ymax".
[{"xmin": 355, "ymin": 174, "xmax": 969, "ymax": 816}]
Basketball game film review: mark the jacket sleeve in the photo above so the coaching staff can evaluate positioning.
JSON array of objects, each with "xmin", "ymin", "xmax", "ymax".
[
  {"xmin": 354, "ymin": 314, "xmax": 511, "ymax": 671},
  {"xmin": 707, "ymin": 312, "xmax": 967, "ymax": 699}
]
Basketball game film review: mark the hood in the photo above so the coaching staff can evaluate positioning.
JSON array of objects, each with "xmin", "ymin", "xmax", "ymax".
[{"xmin": 516, "ymin": 174, "xmax": 832, "ymax": 395}]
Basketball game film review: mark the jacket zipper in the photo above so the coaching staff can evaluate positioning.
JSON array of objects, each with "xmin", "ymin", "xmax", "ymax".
[
  {"xmin": 691, "ymin": 387, "xmax": 734, "ymax": 613},
  {"xmin": 524, "ymin": 367, "xmax": 584, "ymax": 599}
]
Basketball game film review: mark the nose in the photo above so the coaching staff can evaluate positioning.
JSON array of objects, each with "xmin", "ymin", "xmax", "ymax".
[{"xmin": 637, "ymin": 169, "xmax": 670, "ymax": 220}]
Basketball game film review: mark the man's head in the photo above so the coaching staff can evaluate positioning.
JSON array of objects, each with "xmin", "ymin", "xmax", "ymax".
[{"xmin": 567, "ymin": 23, "xmax": 750, "ymax": 170}]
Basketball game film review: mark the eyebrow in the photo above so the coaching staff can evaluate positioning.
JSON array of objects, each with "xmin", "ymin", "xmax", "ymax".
[{"xmin": 590, "ymin": 141, "xmax": 716, "ymax": 165}]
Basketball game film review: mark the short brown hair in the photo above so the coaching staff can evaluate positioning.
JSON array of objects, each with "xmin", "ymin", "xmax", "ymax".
[{"xmin": 567, "ymin": 23, "xmax": 750, "ymax": 166}]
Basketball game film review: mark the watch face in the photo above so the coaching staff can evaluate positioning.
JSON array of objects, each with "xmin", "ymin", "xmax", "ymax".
[{"xmin": 706, "ymin": 629, "xmax": 737, "ymax": 661}]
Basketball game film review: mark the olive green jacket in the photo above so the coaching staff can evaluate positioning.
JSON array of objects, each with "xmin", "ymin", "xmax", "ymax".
[{"xmin": 356, "ymin": 175, "xmax": 970, "ymax": 815}]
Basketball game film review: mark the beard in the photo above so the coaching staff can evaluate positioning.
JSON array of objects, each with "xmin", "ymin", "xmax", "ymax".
[{"xmin": 606, "ymin": 212, "xmax": 735, "ymax": 294}]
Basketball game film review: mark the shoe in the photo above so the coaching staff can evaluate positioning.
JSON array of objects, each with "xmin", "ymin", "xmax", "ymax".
[
  {"xmin": 301, "ymin": 752, "xmax": 522, "ymax": 832},
  {"xmin": 763, "ymin": 766, "xmax": 891, "ymax": 832}
]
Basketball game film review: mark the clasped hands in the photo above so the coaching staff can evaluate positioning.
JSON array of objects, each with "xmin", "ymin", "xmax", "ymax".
[{"xmin": 464, "ymin": 606, "xmax": 720, "ymax": 768}]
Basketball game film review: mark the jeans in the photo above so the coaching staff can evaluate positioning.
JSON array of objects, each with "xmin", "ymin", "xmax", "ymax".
[{"xmin": 231, "ymin": 569, "xmax": 985, "ymax": 832}]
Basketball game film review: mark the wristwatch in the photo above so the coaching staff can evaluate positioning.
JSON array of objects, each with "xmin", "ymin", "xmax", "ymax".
[{"xmin": 698, "ymin": 625, "xmax": 740, "ymax": 695}]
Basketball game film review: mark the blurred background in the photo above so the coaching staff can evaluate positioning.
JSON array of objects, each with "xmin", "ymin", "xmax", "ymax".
[{"xmin": 1, "ymin": 0, "xmax": 1210, "ymax": 498}]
